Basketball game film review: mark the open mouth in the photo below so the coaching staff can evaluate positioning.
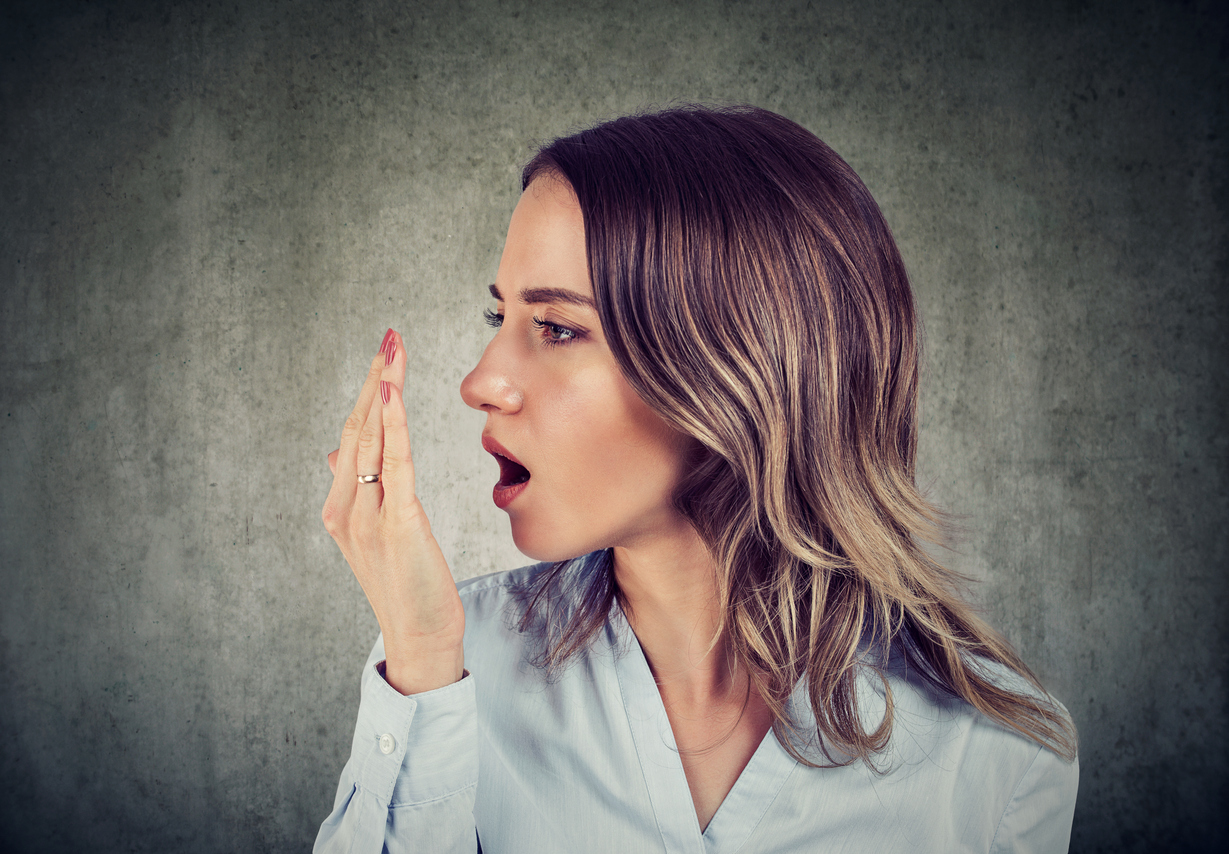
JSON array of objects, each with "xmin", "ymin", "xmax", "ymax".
[
  {"xmin": 483, "ymin": 437, "xmax": 530, "ymax": 509},
  {"xmin": 495, "ymin": 453, "xmax": 531, "ymax": 487}
]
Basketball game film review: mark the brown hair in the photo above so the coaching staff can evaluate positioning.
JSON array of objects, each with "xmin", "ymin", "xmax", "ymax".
[{"xmin": 515, "ymin": 104, "xmax": 1076, "ymax": 767}]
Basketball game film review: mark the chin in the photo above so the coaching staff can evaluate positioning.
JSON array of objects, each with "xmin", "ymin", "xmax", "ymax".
[{"xmin": 508, "ymin": 517, "xmax": 595, "ymax": 564}]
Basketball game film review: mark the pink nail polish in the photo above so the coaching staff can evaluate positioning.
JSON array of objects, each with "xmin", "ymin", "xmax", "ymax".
[
  {"xmin": 385, "ymin": 340, "xmax": 397, "ymax": 366},
  {"xmin": 381, "ymin": 380, "xmax": 391, "ymax": 406},
  {"xmin": 379, "ymin": 328, "xmax": 395, "ymax": 355}
]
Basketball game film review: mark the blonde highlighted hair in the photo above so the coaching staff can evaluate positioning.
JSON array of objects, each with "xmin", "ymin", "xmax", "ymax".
[{"xmin": 515, "ymin": 104, "xmax": 1076, "ymax": 767}]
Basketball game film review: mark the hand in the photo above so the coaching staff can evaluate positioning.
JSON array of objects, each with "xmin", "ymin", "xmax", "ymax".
[{"xmin": 322, "ymin": 328, "xmax": 466, "ymax": 694}]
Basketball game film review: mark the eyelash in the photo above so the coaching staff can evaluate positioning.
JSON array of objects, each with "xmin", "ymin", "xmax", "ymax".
[{"xmin": 482, "ymin": 308, "xmax": 582, "ymax": 348}]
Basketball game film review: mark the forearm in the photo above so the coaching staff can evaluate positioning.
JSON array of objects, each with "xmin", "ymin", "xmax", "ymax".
[{"xmin": 315, "ymin": 636, "xmax": 478, "ymax": 854}]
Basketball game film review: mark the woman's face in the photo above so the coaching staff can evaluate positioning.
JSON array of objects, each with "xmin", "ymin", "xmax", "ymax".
[{"xmin": 460, "ymin": 177, "xmax": 692, "ymax": 561}]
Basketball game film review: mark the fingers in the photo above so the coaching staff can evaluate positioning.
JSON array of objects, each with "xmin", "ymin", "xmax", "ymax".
[
  {"xmin": 325, "ymin": 329, "xmax": 395, "ymax": 520},
  {"xmin": 353, "ymin": 390, "xmax": 386, "ymax": 517},
  {"xmin": 328, "ymin": 449, "xmax": 338, "ymax": 476},
  {"xmin": 336, "ymin": 351, "xmax": 390, "ymax": 478},
  {"xmin": 383, "ymin": 328, "xmax": 407, "ymax": 396},
  {"xmin": 353, "ymin": 328, "xmax": 403, "ymax": 516},
  {"xmin": 377, "ymin": 330, "xmax": 416, "ymax": 520},
  {"xmin": 380, "ymin": 373, "xmax": 415, "ymax": 517}
]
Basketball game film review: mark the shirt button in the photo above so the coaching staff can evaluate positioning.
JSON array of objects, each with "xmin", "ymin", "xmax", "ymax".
[{"xmin": 379, "ymin": 733, "xmax": 396, "ymax": 755}]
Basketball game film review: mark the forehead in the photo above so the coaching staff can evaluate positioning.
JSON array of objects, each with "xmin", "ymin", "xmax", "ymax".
[{"xmin": 495, "ymin": 177, "xmax": 591, "ymax": 301}]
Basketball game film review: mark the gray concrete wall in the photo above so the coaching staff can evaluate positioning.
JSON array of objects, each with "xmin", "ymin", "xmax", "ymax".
[{"xmin": 1, "ymin": 0, "xmax": 1224, "ymax": 850}]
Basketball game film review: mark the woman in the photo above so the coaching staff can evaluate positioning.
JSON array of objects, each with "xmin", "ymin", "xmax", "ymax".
[{"xmin": 315, "ymin": 105, "xmax": 1078, "ymax": 853}]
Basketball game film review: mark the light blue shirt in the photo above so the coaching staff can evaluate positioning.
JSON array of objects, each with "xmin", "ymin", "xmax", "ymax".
[{"xmin": 315, "ymin": 553, "xmax": 1078, "ymax": 853}]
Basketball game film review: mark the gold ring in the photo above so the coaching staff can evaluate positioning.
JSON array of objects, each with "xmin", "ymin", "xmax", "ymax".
[{"xmin": 357, "ymin": 474, "xmax": 381, "ymax": 484}]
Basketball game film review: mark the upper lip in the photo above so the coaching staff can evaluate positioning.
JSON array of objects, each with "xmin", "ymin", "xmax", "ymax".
[{"xmin": 482, "ymin": 435, "xmax": 524, "ymax": 468}]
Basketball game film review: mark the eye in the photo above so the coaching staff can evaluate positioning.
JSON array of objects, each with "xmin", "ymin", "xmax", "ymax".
[
  {"xmin": 531, "ymin": 316, "xmax": 581, "ymax": 347},
  {"xmin": 482, "ymin": 308, "xmax": 503, "ymax": 328}
]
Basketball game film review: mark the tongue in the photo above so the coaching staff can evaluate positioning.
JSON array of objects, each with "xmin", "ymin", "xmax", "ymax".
[{"xmin": 498, "ymin": 455, "xmax": 531, "ymax": 486}]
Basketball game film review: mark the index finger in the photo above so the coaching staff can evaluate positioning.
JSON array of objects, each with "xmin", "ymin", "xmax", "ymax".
[{"xmin": 330, "ymin": 328, "xmax": 397, "ymax": 491}]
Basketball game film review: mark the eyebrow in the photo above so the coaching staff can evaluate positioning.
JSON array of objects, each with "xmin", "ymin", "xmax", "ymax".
[{"xmin": 489, "ymin": 283, "xmax": 596, "ymax": 310}]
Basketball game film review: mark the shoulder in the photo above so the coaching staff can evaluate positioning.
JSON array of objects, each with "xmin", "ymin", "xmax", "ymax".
[
  {"xmin": 453, "ymin": 550, "xmax": 611, "ymax": 655},
  {"xmin": 878, "ymin": 651, "xmax": 1074, "ymax": 764},
  {"xmin": 451, "ymin": 562, "xmax": 550, "ymax": 636},
  {"xmin": 456, "ymin": 561, "xmax": 551, "ymax": 601},
  {"xmin": 878, "ymin": 654, "xmax": 1079, "ymax": 848},
  {"xmin": 455, "ymin": 550, "xmax": 608, "ymax": 616}
]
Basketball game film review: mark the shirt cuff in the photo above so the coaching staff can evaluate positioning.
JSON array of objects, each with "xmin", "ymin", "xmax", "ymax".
[{"xmin": 351, "ymin": 638, "xmax": 477, "ymax": 808}]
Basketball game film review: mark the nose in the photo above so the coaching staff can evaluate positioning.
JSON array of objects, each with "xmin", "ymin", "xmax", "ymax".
[{"xmin": 461, "ymin": 335, "xmax": 523, "ymax": 414}]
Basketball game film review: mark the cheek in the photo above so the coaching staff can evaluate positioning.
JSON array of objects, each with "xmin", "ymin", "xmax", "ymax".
[{"xmin": 552, "ymin": 373, "xmax": 686, "ymax": 506}]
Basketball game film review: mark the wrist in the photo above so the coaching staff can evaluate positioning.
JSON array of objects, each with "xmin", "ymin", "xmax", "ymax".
[{"xmin": 381, "ymin": 642, "xmax": 465, "ymax": 695}]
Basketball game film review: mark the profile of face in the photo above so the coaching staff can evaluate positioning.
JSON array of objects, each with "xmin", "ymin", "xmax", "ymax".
[{"xmin": 460, "ymin": 177, "xmax": 693, "ymax": 561}]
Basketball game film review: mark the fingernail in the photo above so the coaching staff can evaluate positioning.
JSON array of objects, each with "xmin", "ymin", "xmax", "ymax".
[
  {"xmin": 379, "ymin": 328, "xmax": 395, "ymax": 355},
  {"xmin": 385, "ymin": 339, "xmax": 397, "ymax": 366},
  {"xmin": 381, "ymin": 380, "xmax": 391, "ymax": 406}
]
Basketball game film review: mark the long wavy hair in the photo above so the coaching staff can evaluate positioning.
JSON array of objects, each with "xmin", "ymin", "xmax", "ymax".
[{"xmin": 513, "ymin": 104, "xmax": 1077, "ymax": 767}]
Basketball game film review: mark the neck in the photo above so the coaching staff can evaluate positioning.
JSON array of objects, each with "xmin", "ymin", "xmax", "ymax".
[{"xmin": 612, "ymin": 522, "xmax": 742, "ymax": 706}]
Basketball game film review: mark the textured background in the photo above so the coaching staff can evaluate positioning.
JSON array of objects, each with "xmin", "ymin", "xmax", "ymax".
[{"xmin": 1, "ymin": 0, "xmax": 1225, "ymax": 851}]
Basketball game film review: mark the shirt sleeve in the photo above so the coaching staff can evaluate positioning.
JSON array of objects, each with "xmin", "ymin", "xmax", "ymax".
[
  {"xmin": 314, "ymin": 636, "xmax": 479, "ymax": 854},
  {"xmin": 988, "ymin": 746, "xmax": 1080, "ymax": 854}
]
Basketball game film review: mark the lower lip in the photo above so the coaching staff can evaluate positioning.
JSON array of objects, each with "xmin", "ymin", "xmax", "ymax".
[{"xmin": 492, "ymin": 479, "xmax": 528, "ymax": 509}]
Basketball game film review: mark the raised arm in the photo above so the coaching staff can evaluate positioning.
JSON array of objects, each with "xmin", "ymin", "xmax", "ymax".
[{"xmin": 315, "ymin": 329, "xmax": 476, "ymax": 853}]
